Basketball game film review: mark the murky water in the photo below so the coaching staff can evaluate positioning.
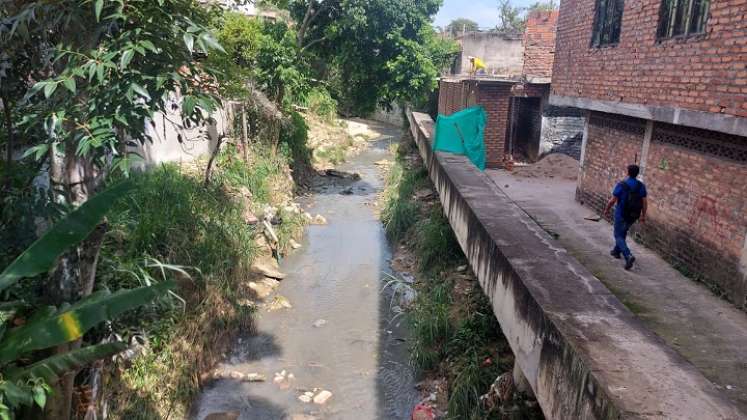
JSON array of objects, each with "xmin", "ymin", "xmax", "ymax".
[{"xmin": 191, "ymin": 124, "xmax": 419, "ymax": 420}]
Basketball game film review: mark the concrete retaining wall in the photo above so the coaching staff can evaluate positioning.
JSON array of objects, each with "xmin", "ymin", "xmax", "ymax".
[
  {"xmin": 132, "ymin": 96, "xmax": 235, "ymax": 167},
  {"xmin": 407, "ymin": 110, "xmax": 744, "ymax": 420}
]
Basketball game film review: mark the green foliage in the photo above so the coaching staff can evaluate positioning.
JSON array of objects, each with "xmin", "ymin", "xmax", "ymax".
[
  {"xmin": 303, "ymin": 87, "xmax": 338, "ymax": 121},
  {"xmin": 0, "ymin": 181, "xmax": 134, "ymax": 291},
  {"xmin": 280, "ymin": 111, "xmax": 312, "ymax": 171},
  {"xmin": 0, "ymin": 182, "xmax": 169, "ymax": 416},
  {"xmin": 381, "ymin": 161, "xmax": 428, "ymax": 242},
  {"xmin": 105, "ymin": 166, "xmax": 254, "ymax": 277},
  {"xmin": 210, "ymin": 12, "xmax": 308, "ymax": 105},
  {"xmin": 416, "ymin": 209, "xmax": 464, "ymax": 272},
  {"xmin": 272, "ymin": 0, "xmax": 447, "ymax": 115},
  {"xmin": 497, "ymin": 0, "xmax": 526, "ymax": 34},
  {"xmin": 445, "ymin": 18, "xmax": 480, "ymax": 35},
  {"xmin": 3, "ymin": 0, "xmax": 223, "ymax": 171}
]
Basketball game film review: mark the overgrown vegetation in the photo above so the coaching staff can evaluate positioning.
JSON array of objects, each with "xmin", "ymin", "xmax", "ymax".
[
  {"xmin": 381, "ymin": 134, "xmax": 543, "ymax": 419},
  {"xmin": 101, "ymin": 144, "xmax": 304, "ymax": 418},
  {"xmin": 0, "ymin": 0, "xmax": 454, "ymax": 417}
]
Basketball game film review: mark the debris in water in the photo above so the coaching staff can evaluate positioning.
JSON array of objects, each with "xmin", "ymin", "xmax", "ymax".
[
  {"xmin": 312, "ymin": 319, "xmax": 327, "ymax": 328},
  {"xmin": 313, "ymin": 390, "xmax": 333, "ymax": 405},
  {"xmin": 273, "ymin": 370, "xmax": 294, "ymax": 389},
  {"xmin": 411, "ymin": 403, "xmax": 435, "ymax": 420},
  {"xmin": 324, "ymin": 169, "xmax": 360, "ymax": 180},
  {"xmin": 205, "ymin": 412, "xmax": 240, "ymax": 420},
  {"xmin": 311, "ymin": 215, "xmax": 328, "ymax": 225}
]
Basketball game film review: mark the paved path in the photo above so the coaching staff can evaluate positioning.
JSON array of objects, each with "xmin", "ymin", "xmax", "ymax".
[{"xmin": 488, "ymin": 169, "xmax": 747, "ymax": 412}]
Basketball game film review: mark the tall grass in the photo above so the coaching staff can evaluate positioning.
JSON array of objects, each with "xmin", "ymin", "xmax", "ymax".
[
  {"xmin": 381, "ymin": 133, "xmax": 532, "ymax": 419},
  {"xmin": 380, "ymin": 149, "xmax": 429, "ymax": 241},
  {"xmin": 101, "ymin": 145, "xmax": 305, "ymax": 418}
]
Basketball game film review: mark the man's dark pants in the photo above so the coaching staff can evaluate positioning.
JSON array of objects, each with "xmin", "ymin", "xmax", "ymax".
[{"xmin": 612, "ymin": 218, "xmax": 633, "ymax": 259}]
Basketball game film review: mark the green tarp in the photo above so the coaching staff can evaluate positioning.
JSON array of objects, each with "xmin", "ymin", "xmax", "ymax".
[{"xmin": 432, "ymin": 106, "xmax": 487, "ymax": 171}]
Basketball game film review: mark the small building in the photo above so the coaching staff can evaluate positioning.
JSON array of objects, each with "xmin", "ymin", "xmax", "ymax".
[
  {"xmin": 551, "ymin": 0, "xmax": 747, "ymax": 307},
  {"xmin": 438, "ymin": 11, "xmax": 585, "ymax": 167},
  {"xmin": 451, "ymin": 31, "xmax": 524, "ymax": 77}
]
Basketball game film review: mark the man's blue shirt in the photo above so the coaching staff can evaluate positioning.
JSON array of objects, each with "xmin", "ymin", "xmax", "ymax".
[{"xmin": 612, "ymin": 178, "xmax": 647, "ymax": 222}]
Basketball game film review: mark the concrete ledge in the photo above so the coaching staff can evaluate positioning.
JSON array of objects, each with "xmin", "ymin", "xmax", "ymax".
[
  {"xmin": 549, "ymin": 94, "xmax": 747, "ymax": 138},
  {"xmin": 407, "ymin": 111, "xmax": 745, "ymax": 419}
]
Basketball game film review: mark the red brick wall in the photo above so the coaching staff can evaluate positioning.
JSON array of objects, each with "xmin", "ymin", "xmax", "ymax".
[
  {"xmin": 578, "ymin": 111, "xmax": 747, "ymax": 307},
  {"xmin": 643, "ymin": 124, "xmax": 747, "ymax": 306},
  {"xmin": 523, "ymin": 10, "xmax": 559, "ymax": 80},
  {"xmin": 552, "ymin": 0, "xmax": 747, "ymax": 119},
  {"xmin": 477, "ymin": 84, "xmax": 513, "ymax": 167},
  {"xmin": 577, "ymin": 112, "xmax": 646, "ymax": 213},
  {"xmin": 438, "ymin": 80, "xmax": 513, "ymax": 167}
]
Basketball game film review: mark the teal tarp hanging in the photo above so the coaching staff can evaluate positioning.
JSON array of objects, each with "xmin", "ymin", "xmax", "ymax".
[{"xmin": 432, "ymin": 106, "xmax": 487, "ymax": 171}]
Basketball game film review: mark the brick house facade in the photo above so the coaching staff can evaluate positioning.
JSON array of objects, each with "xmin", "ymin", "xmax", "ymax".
[
  {"xmin": 552, "ymin": 0, "xmax": 747, "ymax": 307},
  {"xmin": 437, "ymin": 10, "xmax": 583, "ymax": 167},
  {"xmin": 523, "ymin": 10, "xmax": 559, "ymax": 82}
]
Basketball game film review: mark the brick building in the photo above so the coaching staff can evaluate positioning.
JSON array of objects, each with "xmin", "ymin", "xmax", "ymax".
[
  {"xmin": 551, "ymin": 0, "xmax": 747, "ymax": 307},
  {"xmin": 438, "ymin": 10, "xmax": 585, "ymax": 167}
]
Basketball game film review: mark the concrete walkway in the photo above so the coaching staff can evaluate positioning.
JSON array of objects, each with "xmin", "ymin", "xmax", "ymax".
[{"xmin": 487, "ymin": 169, "xmax": 747, "ymax": 412}]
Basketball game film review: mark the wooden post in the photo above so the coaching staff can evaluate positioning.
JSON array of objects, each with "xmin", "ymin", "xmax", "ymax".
[{"xmin": 241, "ymin": 104, "xmax": 249, "ymax": 162}]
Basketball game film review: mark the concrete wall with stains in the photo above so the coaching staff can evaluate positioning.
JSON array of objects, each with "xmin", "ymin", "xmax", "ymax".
[{"xmin": 132, "ymin": 96, "xmax": 235, "ymax": 168}]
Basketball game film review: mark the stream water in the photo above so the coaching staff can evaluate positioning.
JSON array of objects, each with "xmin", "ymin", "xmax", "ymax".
[{"xmin": 191, "ymin": 123, "xmax": 420, "ymax": 419}]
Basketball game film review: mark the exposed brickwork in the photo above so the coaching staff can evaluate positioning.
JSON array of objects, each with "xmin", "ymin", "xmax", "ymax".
[
  {"xmin": 523, "ymin": 10, "xmax": 559, "ymax": 80},
  {"xmin": 438, "ymin": 80, "xmax": 513, "ymax": 167},
  {"xmin": 642, "ymin": 124, "xmax": 747, "ymax": 306},
  {"xmin": 577, "ymin": 112, "xmax": 646, "ymax": 213},
  {"xmin": 552, "ymin": 0, "xmax": 747, "ymax": 119},
  {"xmin": 578, "ymin": 111, "xmax": 747, "ymax": 307},
  {"xmin": 478, "ymin": 84, "xmax": 513, "ymax": 167}
]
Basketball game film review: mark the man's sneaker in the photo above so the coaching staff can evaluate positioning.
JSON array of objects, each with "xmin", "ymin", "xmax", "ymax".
[
  {"xmin": 610, "ymin": 250, "xmax": 622, "ymax": 259},
  {"xmin": 624, "ymin": 256, "xmax": 636, "ymax": 271}
]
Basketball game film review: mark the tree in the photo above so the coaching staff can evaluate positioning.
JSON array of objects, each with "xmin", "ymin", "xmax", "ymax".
[
  {"xmin": 0, "ymin": 180, "xmax": 172, "ymax": 419},
  {"xmin": 445, "ymin": 18, "xmax": 479, "ymax": 36},
  {"xmin": 1, "ymin": 1, "xmax": 223, "ymax": 418},
  {"xmin": 527, "ymin": 0, "xmax": 558, "ymax": 12},
  {"xmin": 271, "ymin": 0, "xmax": 449, "ymax": 114},
  {"xmin": 497, "ymin": 0, "xmax": 525, "ymax": 34}
]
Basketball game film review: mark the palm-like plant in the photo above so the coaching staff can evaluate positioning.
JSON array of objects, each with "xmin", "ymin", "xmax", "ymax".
[{"xmin": 0, "ymin": 180, "xmax": 172, "ymax": 418}]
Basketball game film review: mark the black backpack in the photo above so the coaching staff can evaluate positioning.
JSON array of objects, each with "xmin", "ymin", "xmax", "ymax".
[{"xmin": 621, "ymin": 181, "xmax": 643, "ymax": 223}]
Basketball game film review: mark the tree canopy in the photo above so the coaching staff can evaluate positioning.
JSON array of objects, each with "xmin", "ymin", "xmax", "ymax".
[
  {"xmin": 446, "ymin": 18, "xmax": 480, "ymax": 36},
  {"xmin": 269, "ymin": 0, "xmax": 455, "ymax": 115}
]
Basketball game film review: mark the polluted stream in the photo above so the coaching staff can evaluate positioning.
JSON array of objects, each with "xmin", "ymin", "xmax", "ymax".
[{"xmin": 192, "ymin": 124, "xmax": 420, "ymax": 419}]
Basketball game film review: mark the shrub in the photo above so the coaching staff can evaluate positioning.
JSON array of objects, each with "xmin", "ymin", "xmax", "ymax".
[{"xmin": 305, "ymin": 87, "xmax": 338, "ymax": 121}]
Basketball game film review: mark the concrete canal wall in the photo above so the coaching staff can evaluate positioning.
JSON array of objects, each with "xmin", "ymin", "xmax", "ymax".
[{"xmin": 407, "ymin": 111, "xmax": 744, "ymax": 420}]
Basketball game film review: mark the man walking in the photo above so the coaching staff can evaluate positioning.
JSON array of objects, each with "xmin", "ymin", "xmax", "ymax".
[{"xmin": 604, "ymin": 165, "xmax": 648, "ymax": 270}]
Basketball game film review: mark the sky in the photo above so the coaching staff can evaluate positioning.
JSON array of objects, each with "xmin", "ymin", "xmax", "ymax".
[{"xmin": 434, "ymin": 0, "xmax": 535, "ymax": 30}]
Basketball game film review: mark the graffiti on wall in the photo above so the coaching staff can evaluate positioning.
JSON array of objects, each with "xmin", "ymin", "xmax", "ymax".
[{"xmin": 688, "ymin": 195, "xmax": 728, "ymax": 243}]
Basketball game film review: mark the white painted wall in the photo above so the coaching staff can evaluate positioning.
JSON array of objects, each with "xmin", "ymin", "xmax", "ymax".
[
  {"xmin": 455, "ymin": 32, "xmax": 524, "ymax": 77},
  {"xmin": 132, "ymin": 96, "xmax": 235, "ymax": 167}
]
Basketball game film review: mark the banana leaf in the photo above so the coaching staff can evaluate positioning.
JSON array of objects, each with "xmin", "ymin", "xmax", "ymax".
[
  {"xmin": 6, "ymin": 341, "xmax": 128, "ymax": 383},
  {"xmin": 0, "ymin": 180, "xmax": 135, "ymax": 292},
  {"xmin": 0, "ymin": 281, "xmax": 172, "ymax": 365}
]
